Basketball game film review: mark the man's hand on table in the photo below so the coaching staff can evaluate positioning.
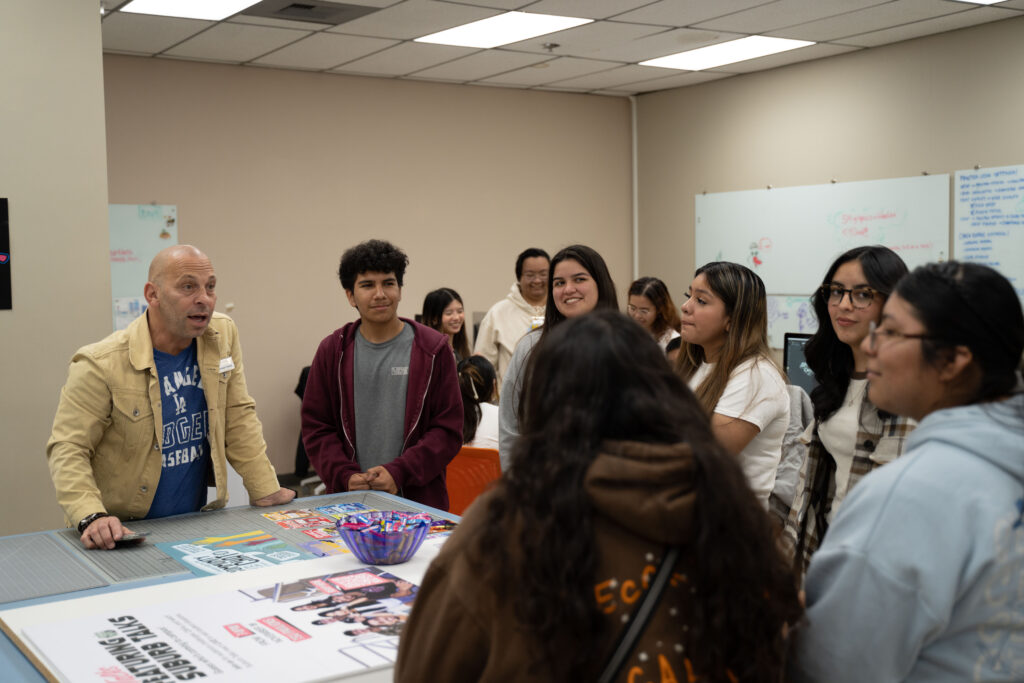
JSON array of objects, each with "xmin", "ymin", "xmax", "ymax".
[
  {"xmin": 81, "ymin": 515, "xmax": 131, "ymax": 550},
  {"xmin": 251, "ymin": 487, "xmax": 296, "ymax": 507}
]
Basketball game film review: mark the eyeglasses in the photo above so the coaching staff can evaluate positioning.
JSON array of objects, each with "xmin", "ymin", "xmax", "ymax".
[
  {"xmin": 820, "ymin": 284, "xmax": 877, "ymax": 309},
  {"xmin": 867, "ymin": 320, "xmax": 936, "ymax": 351},
  {"xmin": 627, "ymin": 304, "xmax": 653, "ymax": 316},
  {"xmin": 521, "ymin": 271, "xmax": 548, "ymax": 282}
]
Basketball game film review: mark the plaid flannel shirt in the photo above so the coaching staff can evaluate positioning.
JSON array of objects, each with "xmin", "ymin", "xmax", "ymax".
[{"xmin": 777, "ymin": 397, "xmax": 915, "ymax": 580}]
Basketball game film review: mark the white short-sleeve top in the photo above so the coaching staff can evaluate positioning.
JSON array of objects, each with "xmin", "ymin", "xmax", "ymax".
[{"xmin": 689, "ymin": 356, "xmax": 790, "ymax": 505}]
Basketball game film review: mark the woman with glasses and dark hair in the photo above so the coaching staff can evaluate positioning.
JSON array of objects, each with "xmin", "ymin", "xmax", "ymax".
[
  {"xmin": 778, "ymin": 246, "xmax": 913, "ymax": 576},
  {"xmin": 793, "ymin": 261, "xmax": 1024, "ymax": 683},
  {"xmin": 627, "ymin": 276, "xmax": 681, "ymax": 352},
  {"xmin": 497, "ymin": 244, "xmax": 618, "ymax": 469},
  {"xmin": 397, "ymin": 311, "xmax": 803, "ymax": 683}
]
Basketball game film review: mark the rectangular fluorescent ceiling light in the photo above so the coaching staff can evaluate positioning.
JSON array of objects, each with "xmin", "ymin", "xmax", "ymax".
[
  {"xmin": 641, "ymin": 36, "xmax": 814, "ymax": 71},
  {"xmin": 952, "ymin": 0, "xmax": 1004, "ymax": 4},
  {"xmin": 415, "ymin": 11, "xmax": 592, "ymax": 49},
  {"xmin": 120, "ymin": 0, "xmax": 259, "ymax": 21}
]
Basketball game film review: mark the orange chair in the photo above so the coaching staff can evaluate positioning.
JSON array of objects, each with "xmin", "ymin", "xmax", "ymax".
[{"xmin": 445, "ymin": 446, "xmax": 501, "ymax": 516}]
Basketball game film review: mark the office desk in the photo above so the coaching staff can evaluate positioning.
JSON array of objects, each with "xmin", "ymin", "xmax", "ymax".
[{"xmin": 0, "ymin": 492, "xmax": 456, "ymax": 682}]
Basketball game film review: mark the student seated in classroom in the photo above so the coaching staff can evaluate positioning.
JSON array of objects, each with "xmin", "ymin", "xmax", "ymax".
[
  {"xmin": 675, "ymin": 261, "xmax": 790, "ymax": 506},
  {"xmin": 301, "ymin": 239, "xmax": 462, "ymax": 510},
  {"xmin": 793, "ymin": 262, "xmax": 1024, "ymax": 682},
  {"xmin": 498, "ymin": 244, "xmax": 619, "ymax": 470},
  {"xmin": 777, "ymin": 245, "xmax": 914, "ymax": 577},
  {"xmin": 46, "ymin": 245, "xmax": 294, "ymax": 550},
  {"xmin": 396, "ymin": 311, "xmax": 803, "ymax": 683}
]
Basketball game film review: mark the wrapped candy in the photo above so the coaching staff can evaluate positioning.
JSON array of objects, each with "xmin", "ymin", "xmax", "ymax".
[{"xmin": 335, "ymin": 511, "xmax": 431, "ymax": 565}]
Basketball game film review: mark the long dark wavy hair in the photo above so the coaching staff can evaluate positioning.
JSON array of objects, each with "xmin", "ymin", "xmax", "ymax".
[
  {"xmin": 541, "ymin": 244, "xmax": 619, "ymax": 335},
  {"xmin": 805, "ymin": 246, "xmax": 908, "ymax": 422},
  {"xmin": 477, "ymin": 311, "xmax": 803, "ymax": 681},
  {"xmin": 421, "ymin": 287, "xmax": 470, "ymax": 360}
]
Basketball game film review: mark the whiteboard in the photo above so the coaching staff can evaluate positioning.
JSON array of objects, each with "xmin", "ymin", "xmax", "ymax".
[
  {"xmin": 953, "ymin": 164, "xmax": 1024, "ymax": 306},
  {"xmin": 109, "ymin": 204, "xmax": 178, "ymax": 330},
  {"xmin": 695, "ymin": 175, "xmax": 949, "ymax": 294}
]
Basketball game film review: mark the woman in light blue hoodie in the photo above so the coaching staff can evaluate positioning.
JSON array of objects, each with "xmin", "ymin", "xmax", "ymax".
[{"xmin": 793, "ymin": 261, "xmax": 1024, "ymax": 683}]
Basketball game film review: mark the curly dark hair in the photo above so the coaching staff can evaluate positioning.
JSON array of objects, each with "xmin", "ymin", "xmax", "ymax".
[
  {"xmin": 338, "ymin": 239, "xmax": 409, "ymax": 291},
  {"xmin": 476, "ymin": 311, "xmax": 803, "ymax": 681},
  {"xmin": 805, "ymin": 246, "xmax": 907, "ymax": 422}
]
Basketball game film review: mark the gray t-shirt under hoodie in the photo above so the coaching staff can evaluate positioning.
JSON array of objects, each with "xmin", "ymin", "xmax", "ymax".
[{"xmin": 353, "ymin": 324, "xmax": 413, "ymax": 471}]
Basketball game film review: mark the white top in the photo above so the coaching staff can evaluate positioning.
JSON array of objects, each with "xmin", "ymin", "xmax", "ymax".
[
  {"xmin": 656, "ymin": 328, "xmax": 681, "ymax": 352},
  {"xmin": 689, "ymin": 356, "xmax": 789, "ymax": 506},
  {"xmin": 468, "ymin": 402, "xmax": 499, "ymax": 451},
  {"xmin": 818, "ymin": 377, "xmax": 868, "ymax": 522}
]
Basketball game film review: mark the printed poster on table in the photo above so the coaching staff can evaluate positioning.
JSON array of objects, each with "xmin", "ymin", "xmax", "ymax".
[
  {"xmin": 20, "ymin": 566, "xmax": 419, "ymax": 682},
  {"xmin": 156, "ymin": 530, "xmax": 312, "ymax": 576}
]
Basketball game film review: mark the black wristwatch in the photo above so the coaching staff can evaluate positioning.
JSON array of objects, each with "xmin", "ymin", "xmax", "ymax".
[{"xmin": 77, "ymin": 512, "xmax": 110, "ymax": 534}]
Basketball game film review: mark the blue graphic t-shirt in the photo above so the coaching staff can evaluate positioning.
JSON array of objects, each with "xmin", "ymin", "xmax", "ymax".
[{"xmin": 148, "ymin": 340, "xmax": 210, "ymax": 518}]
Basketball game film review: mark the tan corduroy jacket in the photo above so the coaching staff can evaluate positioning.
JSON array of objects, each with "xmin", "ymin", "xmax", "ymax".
[{"xmin": 47, "ymin": 312, "xmax": 280, "ymax": 528}]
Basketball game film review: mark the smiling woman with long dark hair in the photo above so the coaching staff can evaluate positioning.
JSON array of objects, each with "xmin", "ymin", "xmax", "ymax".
[{"xmin": 397, "ymin": 311, "xmax": 803, "ymax": 683}]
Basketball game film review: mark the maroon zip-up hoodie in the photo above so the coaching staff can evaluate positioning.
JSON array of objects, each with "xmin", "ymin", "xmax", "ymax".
[{"xmin": 301, "ymin": 317, "xmax": 463, "ymax": 511}]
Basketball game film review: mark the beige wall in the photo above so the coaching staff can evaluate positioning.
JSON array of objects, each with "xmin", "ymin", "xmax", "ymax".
[
  {"xmin": 0, "ymin": 1, "xmax": 111, "ymax": 534},
  {"xmin": 637, "ymin": 15, "xmax": 1024, "ymax": 303},
  {"xmin": 104, "ymin": 55, "xmax": 634, "ymax": 477}
]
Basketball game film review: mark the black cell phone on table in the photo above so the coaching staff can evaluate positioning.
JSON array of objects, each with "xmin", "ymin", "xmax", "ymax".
[{"xmin": 114, "ymin": 532, "xmax": 148, "ymax": 548}]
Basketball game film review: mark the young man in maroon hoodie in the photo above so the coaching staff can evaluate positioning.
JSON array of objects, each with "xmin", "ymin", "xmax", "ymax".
[{"xmin": 301, "ymin": 240, "xmax": 462, "ymax": 510}]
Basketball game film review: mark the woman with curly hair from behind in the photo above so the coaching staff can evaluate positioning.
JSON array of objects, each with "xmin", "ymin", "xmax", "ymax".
[{"xmin": 396, "ymin": 310, "xmax": 802, "ymax": 682}]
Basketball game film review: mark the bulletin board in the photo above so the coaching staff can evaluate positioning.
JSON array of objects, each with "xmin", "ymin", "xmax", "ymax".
[{"xmin": 695, "ymin": 174, "xmax": 950, "ymax": 296}]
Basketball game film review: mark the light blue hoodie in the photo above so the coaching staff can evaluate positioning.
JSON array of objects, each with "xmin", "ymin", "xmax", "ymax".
[{"xmin": 793, "ymin": 391, "xmax": 1024, "ymax": 682}]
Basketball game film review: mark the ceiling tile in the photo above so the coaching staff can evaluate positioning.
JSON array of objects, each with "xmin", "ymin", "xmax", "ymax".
[
  {"xmin": 165, "ymin": 23, "xmax": 310, "ymax": 62},
  {"xmin": 328, "ymin": 0, "xmax": 501, "ymax": 40},
  {"xmin": 226, "ymin": 15, "xmax": 332, "ymax": 31},
  {"xmin": 626, "ymin": 70, "xmax": 733, "ymax": 92},
  {"xmin": 694, "ymin": 0, "xmax": 889, "ymax": 33},
  {"xmin": 434, "ymin": 0, "xmax": 535, "ymax": 9},
  {"xmin": 581, "ymin": 27, "xmax": 743, "ymax": 62},
  {"xmin": 613, "ymin": 0, "xmax": 775, "ymax": 27},
  {"xmin": 411, "ymin": 49, "xmax": 551, "ymax": 80},
  {"xmin": 768, "ymin": 0, "xmax": 968, "ymax": 42},
  {"xmin": 499, "ymin": 18, "xmax": 666, "ymax": 56},
  {"xmin": 332, "ymin": 41, "xmax": 479, "ymax": 75},
  {"xmin": 840, "ymin": 6, "xmax": 1020, "ymax": 46},
  {"xmin": 252, "ymin": 32, "xmax": 399, "ymax": 69},
  {"xmin": 101, "ymin": 12, "xmax": 213, "ymax": 54},
  {"xmin": 991, "ymin": 0, "xmax": 1024, "ymax": 9},
  {"xmin": 707, "ymin": 41, "xmax": 860, "ymax": 73},
  {"xmin": 523, "ymin": 0, "xmax": 658, "ymax": 20},
  {"xmin": 545, "ymin": 63, "xmax": 681, "ymax": 90},
  {"xmin": 479, "ymin": 56, "xmax": 622, "ymax": 85}
]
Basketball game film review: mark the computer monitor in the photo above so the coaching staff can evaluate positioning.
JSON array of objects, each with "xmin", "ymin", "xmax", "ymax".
[{"xmin": 783, "ymin": 332, "xmax": 817, "ymax": 397}]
